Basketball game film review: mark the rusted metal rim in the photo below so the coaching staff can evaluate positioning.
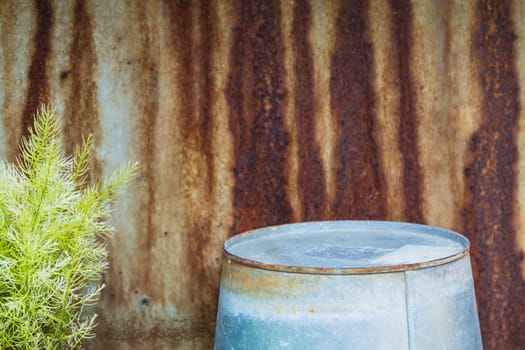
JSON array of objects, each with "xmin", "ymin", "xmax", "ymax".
[{"xmin": 223, "ymin": 221, "xmax": 470, "ymax": 275}]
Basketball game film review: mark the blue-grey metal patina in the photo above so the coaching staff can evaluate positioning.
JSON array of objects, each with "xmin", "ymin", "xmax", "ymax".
[{"xmin": 214, "ymin": 221, "xmax": 482, "ymax": 350}]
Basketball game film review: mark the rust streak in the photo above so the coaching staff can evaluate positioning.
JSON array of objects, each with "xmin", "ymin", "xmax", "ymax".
[
  {"xmin": 389, "ymin": 0, "xmax": 424, "ymax": 223},
  {"xmin": 94, "ymin": 2, "xmax": 163, "ymax": 344},
  {"xmin": 463, "ymin": 1, "xmax": 525, "ymax": 348},
  {"xmin": 134, "ymin": 1, "xmax": 160, "ymax": 304},
  {"xmin": 330, "ymin": 0, "xmax": 386, "ymax": 220},
  {"xmin": 166, "ymin": 0, "xmax": 217, "ymax": 330},
  {"xmin": 190, "ymin": 0, "xmax": 216, "ymax": 324},
  {"xmin": 62, "ymin": 0, "xmax": 101, "ymax": 178},
  {"xmin": 22, "ymin": 0, "xmax": 53, "ymax": 139},
  {"xmin": 292, "ymin": 0, "xmax": 326, "ymax": 221},
  {"xmin": 172, "ymin": 0, "xmax": 214, "ymax": 185},
  {"xmin": 227, "ymin": 0, "xmax": 292, "ymax": 234}
]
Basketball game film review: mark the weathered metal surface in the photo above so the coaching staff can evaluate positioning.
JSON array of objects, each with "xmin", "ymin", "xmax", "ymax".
[
  {"xmin": 0, "ymin": 0, "xmax": 524, "ymax": 349},
  {"xmin": 330, "ymin": 0, "xmax": 387, "ymax": 221},
  {"xmin": 215, "ymin": 221, "xmax": 482, "ymax": 349},
  {"xmin": 228, "ymin": 0, "xmax": 293, "ymax": 234},
  {"xmin": 461, "ymin": 1, "xmax": 525, "ymax": 348},
  {"xmin": 389, "ymin": 0, "xmax": 425, "ymax": 224}
]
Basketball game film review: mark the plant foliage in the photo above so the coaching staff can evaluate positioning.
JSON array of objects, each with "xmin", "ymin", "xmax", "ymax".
[{"xmin": 0, "ymin": 105, "xmax": 137, "ymax": 349}]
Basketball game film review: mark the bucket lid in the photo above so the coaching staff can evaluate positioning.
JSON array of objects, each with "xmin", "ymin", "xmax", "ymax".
[{"xmin": 224, "ymin": 221, "xmax": 470, "ymax": 274}]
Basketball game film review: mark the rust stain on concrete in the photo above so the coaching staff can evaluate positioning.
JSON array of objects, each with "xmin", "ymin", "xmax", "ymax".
[
  {"xmin": 227, "ymin": 0, "xmax": 293, "ymax": 234},
  {"xmin": 330, "ymin": 0, "xmax": 386, "ymax": 220},
  {"xmin": 463, "ymin": 1, "xmax": 525, "ymax": 348}
]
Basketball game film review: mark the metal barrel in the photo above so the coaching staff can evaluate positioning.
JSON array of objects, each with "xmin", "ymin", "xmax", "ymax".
[{"xmin": 214, "ymin": 221, "xmax": 483, "ymax": 350}]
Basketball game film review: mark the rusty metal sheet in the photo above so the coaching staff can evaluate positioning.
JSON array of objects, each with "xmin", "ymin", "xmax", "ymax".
[
  {"xmin": 462, "ymin": 1, "xmax": 525, "ymax": 348},
  {"xmin": 0, "ymin": 0, "xmax": 524, "ymax": 349}
]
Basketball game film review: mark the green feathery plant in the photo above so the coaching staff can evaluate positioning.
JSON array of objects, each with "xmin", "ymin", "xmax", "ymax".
[{"xmin": 0, "ymin": 105, "xmax": 137, "ymax": 349}]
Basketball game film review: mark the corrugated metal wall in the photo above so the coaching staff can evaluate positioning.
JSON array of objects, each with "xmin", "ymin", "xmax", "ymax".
[{"xmin": 1, "ymin": 0, "xmax": 524, "ymax": 348}]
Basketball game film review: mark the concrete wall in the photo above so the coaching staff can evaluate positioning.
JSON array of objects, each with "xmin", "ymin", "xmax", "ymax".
[{"xmin": 1, "ymin": 0, "xmax": 524, "ymax": 348}]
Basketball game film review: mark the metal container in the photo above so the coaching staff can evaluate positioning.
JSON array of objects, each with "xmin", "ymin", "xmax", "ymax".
[{"xmin": 214, "ymin": 221, "xmax": 482, "ymax": 350}]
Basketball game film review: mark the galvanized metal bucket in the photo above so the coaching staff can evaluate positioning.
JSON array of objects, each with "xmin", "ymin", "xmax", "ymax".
[{"xmin": 214, "ymin": 221, "xmax": 482, "ymax": 350}]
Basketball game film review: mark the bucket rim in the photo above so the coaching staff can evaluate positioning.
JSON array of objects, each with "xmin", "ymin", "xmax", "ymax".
[{"xmin": 223, "ymin": 220, "xmax": 470, "ymax": 275}]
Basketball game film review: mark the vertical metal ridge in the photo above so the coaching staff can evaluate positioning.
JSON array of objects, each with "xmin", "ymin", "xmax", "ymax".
[
  {"xmin": 62, "ymin": 0, "xmax": 101, "ymax": 181},
  {"xmin": 291, "ymin": 0, "xmax": 327, "ymax": 221},
  {"xmin": 309, "ymin": 0, "xmax": 340, "ymax": 218},
  {"xmin": 330, "ymin": 0, "xmax": 386, "ymax": 220},
  {"xmin": 410, "ymin": 1, "xmax": 455, "ymax": 229},
  {"xmin": 442, "ymin": 0, "xmax": 482, "ymax": 232},
  {"xmin": 199, "ymin": 0, "xmax": 237, "ymax": 249},
  {"xmin": 463, "ymin": 1, "xmax": 525, "ymax": 348},
  {"xmin": 0, "ymin": 1, "xmax": 34, "ymax": 160},
  {"xmin": 180, "ymin": 0, "xmax": 220, "ymax": 323},
  {"xmin": 163, "ymin": 0, "xmax": 219, "ymax": 329},
  {"xmin": 513, "ymin": 0, "xmax": 525, "ymax": 281},
  {"xmin": 134, "ymin": 0, "xmax": 160, "ymax": 306},
  {"xmin": 280, "ymin": 0, "xmax": 301, "ymax": 222},
  {"xmin": 205, "ymin": 0, "xmax": 237, "ymax": 326},
  {"xmin": 389, "ymin": 0, "xmax": 425, "ymax": 224},
  {"xmin": 21, "ymin": 0, "xmax": 53, "ymax": 144},
  {"xmin": 369, "ymin": 0, "xmax": 405, "ymax": 222},
  {"xmin": 227, "ymin": 0, "xmax": 293, "ymax": 234}
]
